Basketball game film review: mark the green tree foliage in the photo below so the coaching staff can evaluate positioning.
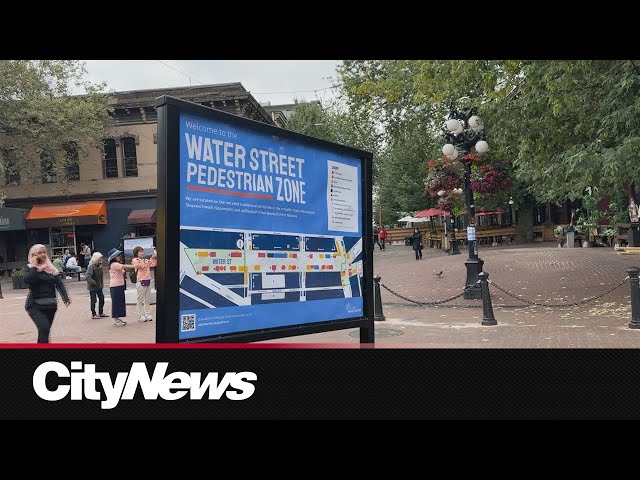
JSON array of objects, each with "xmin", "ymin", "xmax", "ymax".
[
  {"xmin": 0, "ymin": 60, "xmax": 113, "ymax": 205},
  {"xmin": 375, "ymin": 118, "xmax": 438, "ymax": 223},
  {"xmin": 285, "ymin": 100, "xmax": 333, "ymax": 141},
  {"xmin": 489, "ymin": 60, "xmax": 640, "ymax": 221},
  {"xmin": 336, "ymin": 60, "xmax": 640, "ymax": 222},
  {"xmin": 337, "ymin": 61, "xmax": 517, "ymax": 220}
]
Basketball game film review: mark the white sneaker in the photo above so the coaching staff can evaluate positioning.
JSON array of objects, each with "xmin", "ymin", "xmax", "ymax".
[
  {"xmin": 144, "ymin": 314, "xmax": 153, "ymax": 322},
  {"xmin": 138, "ymin": 315, "xmax": 147, "ymax": 323},
  {"xmin": 113, "ymin": 319, "xmax": 126, "ymax": 327}
]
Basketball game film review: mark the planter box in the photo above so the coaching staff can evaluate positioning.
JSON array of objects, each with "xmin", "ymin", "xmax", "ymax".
[{"xmin": 12, "ymin": 276, "xmax": 27, "ymax": 290}]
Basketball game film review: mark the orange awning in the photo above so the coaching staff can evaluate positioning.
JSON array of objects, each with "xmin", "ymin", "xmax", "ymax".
[
  {"xmin": 25, "ymin": 201, "xmax": 107, "ymax": 228},
  {"xmin": 127, "ymin": 209, "xmax": 156, "ymax": 225}
]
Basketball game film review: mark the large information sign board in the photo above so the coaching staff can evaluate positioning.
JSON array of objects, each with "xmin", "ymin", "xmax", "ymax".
[{"xmin": 155, "ymin": 96, "xmax": 374, "ymax": 343}]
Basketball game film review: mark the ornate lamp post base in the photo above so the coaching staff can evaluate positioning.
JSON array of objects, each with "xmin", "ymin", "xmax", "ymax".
[{"xmin": 463, "ymin": 257, "xmax": 484, "ymax": 299}]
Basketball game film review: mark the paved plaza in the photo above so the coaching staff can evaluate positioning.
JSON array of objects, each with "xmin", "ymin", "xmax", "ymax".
[{"xmin": 0, "ymin": 242, "xmax": 638, "ymax": 347}]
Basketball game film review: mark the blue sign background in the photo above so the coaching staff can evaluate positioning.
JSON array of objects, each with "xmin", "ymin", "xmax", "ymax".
[
  {"xmin": 180, "ymin": 113, "xmax": 361, "ymax": 236},
  {"xmin": 178, "ymin": 112, "xmax": 364, "ymax": 339}
]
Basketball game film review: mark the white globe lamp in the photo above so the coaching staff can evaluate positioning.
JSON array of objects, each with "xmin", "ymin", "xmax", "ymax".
[{"xmin": 475, "ymin": 140, "xmax": 489, "ymax": 153}]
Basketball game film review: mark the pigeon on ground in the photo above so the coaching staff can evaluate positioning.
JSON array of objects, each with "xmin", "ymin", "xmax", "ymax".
[{"xmin": 433, "ymin": 270, "xmax": 443, "ymax": 277}]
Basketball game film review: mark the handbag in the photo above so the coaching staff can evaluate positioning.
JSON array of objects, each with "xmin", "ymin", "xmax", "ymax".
[
  {"xmin": 140, "ymin": 279, "xmax": 151, "ymax": 287},
  {"xmin": 129, "ymin": 269, "xmax": 137, "ymax": 283}
]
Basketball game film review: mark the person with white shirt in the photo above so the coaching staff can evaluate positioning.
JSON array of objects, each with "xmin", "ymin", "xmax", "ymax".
[{"xmin": 65, "ymin": 255, "xmax": 82, "ymax": 272}]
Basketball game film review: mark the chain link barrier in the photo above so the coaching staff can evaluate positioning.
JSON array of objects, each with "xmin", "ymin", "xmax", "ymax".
[
  {"xmin": 380, "ymin": 282, "xmax": 467, "ymax": 307},
  {"xmin": 380, "ymin": 276, "xmax": 630, "ymax": 309},
  {"xmin": 487, "ymin": 276, "xmax": 629, "ymax": 308}
]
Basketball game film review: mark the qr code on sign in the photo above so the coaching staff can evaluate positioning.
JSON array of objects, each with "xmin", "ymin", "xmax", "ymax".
[{"xmin": 181, "ymin": 314, "xmax": 196, "ymax": 331}]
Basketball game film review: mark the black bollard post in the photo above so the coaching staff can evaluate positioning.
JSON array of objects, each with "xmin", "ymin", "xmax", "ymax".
[
  {"xmin": 373, "ymin": 274, "xmax": 385, "ymax": 321},
  {"xmin": 478, "ymin": 272, "xmax": 497, "ymax": 326},
  {"xmin": 628, "ymin": 266, "xmax": 640, "ymax": 329}
]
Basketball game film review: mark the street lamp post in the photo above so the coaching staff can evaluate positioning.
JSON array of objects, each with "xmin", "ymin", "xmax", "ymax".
[
  {"xmin": 442, "ymin": 107, "xmax": 489, "ymax": 299},
  {"xmin": 509, "ymin": 197, "xmax": 515, "ymax": 226}
]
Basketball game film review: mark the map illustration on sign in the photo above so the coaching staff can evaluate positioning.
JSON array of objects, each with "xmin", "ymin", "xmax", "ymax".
[{"xmin": 180, "ymin": 229, "xmax": 362, "ymax": 309}]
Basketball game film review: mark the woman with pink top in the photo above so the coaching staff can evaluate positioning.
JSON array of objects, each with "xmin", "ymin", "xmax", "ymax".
[
  {"xmin": 131, "ymin": 245, "xmax": 158, "ymax": 322},
  {"xmin": 106, "ymin": 248, "xmax": 135, "ymax": 327}
]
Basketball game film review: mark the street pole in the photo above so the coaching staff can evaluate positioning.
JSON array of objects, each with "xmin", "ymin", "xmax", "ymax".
[
  {"xmin": 463, "ymin": 156, "xmax": 482, "ymax": 299},
  {"xmin": 442, "ymin": 106, "xmax": 489, "ymax": 300},
  {"xmin": 509, "ymin": 198, "xmax": 515, "ymax": 226}
]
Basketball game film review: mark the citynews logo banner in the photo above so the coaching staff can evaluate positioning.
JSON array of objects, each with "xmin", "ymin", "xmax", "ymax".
[
  {"xmin": 33, "ymin": 361, "xmax": 257, "ymax": 410},
  {"xmin": 0, "ymin": 348, "xmax": 387, "ymax": 420}
]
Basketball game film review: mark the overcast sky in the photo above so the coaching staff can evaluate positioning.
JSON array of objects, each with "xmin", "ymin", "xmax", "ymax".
[{"xmin": 80, "ymin": 60, "xmax": 341, "ymax": 106}]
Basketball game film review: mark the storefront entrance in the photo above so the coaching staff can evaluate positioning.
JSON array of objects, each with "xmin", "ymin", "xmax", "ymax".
[{"xmin": 25, "ymin": 201, "xmax": 107, "ymax": 257}]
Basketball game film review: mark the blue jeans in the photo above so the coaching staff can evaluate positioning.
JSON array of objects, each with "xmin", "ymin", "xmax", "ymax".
[{"xmin": 90, "ymin": 290, "xmax": 105, "ymax": 316}]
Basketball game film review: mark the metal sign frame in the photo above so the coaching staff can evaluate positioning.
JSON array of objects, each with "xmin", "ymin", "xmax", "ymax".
[{"xmin": 155, "ymin": 96, "xmax": 374, "ymax": 343}]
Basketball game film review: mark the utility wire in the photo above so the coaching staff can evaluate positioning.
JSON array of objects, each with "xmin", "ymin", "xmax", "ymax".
[{"xmin": 156, "ymin": 60, "xmax": 205, "ymax": 86}]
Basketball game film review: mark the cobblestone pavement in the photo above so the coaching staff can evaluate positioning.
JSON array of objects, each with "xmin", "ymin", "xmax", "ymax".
[{"xmin": 1, "ymin": 242, "xmax": 639, "ymax": 346}]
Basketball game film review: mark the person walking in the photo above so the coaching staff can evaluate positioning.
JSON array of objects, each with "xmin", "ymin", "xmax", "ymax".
[
  {"xmin": 86, "ymin": 252, "xmax": 107, "ymax": 319},
  {"xmin": 131, "ymin": 245, "xmax": 158, "ymax": 322},
  {"xmin": 373, "ymin": 227, "xmax": 382, "ymax": 250},
  {"xmin": 24, "ymin": 244, "xmax": 71, "ymax": 343},
  {"xmin": 412, "ymin": 227, "xmax": 423, "ymax": 260},
  {"xmin": 107, "ymin": 248, "xmax": 135, "ymax": 327},
  {"xmin": 378, "ymin": 226, "xmax": 388, "ymax": 251}
]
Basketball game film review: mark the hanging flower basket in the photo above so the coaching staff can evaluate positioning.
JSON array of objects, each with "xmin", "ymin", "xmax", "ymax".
[{"xmin": 461, "ymin": 152, "xmax": 481, "ymax": 166}]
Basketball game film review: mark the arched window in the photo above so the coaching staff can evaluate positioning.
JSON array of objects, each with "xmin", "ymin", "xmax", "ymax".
[
  {"xmin": 103, "ymin": 139, "xmax": 118, "ymax": 178},
  {"xmin": 121, "ymin": 137, "xmax": 138, "ymax": 177}
]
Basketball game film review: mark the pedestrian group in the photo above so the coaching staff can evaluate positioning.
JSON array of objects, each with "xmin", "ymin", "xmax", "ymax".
[{"xmin": 24, "ymin": 242, "xmax": 159, "ymax": 342}]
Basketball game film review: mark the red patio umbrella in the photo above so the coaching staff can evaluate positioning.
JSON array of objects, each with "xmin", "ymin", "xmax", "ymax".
[{"xmin": 414, "ymin": 208, "xmax": 446, "ymax": 218}]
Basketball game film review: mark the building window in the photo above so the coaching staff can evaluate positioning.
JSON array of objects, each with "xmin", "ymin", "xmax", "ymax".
[
  {"xmin": 121, "ymin": 137, "xmax": 138, "ymax": 177},
  {"xmin": 2, "ymin": 149, "xmax": 20, "ymax": 186},
  {"xmin": 63, "ymin": 142, "xmax": 80, "ymax": 181},
  {"xmin": 103, "ymin": 139, "xmax": 118, "ymax": 178},
  {"xmin": 41, "ymin": 151, "xmax": 57, "ymax": 183},
  {"xmin": 50, "ymin": 226, "xmax": 76, "ymax": 259}
]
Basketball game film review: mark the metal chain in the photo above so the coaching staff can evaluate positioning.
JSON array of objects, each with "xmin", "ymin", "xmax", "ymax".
[
  {"xmin": 381, "ymin": 282, "xmax": 467, "ymax": 306},
  {"xmin": 487, "ymin": 277, "xmax": 629, "ymax": 308}
]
